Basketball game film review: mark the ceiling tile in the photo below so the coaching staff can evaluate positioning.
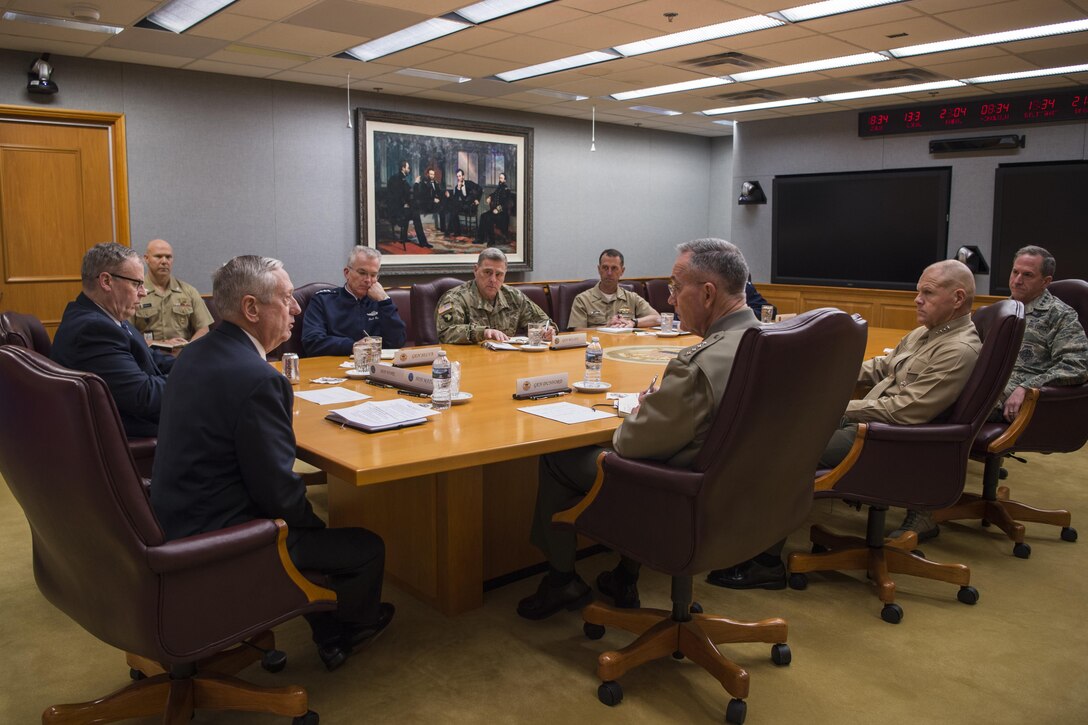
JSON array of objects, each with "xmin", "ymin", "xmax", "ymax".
[
  {"xmin": 283, "ymin": 0, "xmax": 428, "ymax": 37},
  {"xmin": 486, "ymin": 4, "xmax": 590, "ymax": 34},
  {"xmin": 186, "ymin": 59, "xmax": 279, "ymax": 77},
  {"xmin": 186, "ymin": 13, "xmax": 272, "ymax": 42},
  {"xmin": 427, "ymin": 26, "xmax": 513, "ymax": 53},
  {"xmin": 204, "ymin": 47, "xmax": 308, "ymax": 69},
  {"xmin": 293, "ymin": 56, "xmax": 397, "ymax": 78},
  {"xmin": 936, "ymin": 0, "xmax": 1084, "ymax": 34},
  {"xmin": 227, "ymin": 0, "xmax": 328, "ymax": 22},
  {"xmin": 415, "ymin": 53, "xmax": 511, "ymax": 78},
  {"xmin": 470, "ymin": 34, "xmax": 599, "ymax": 64},
  {"xmin": 0, "ymin": 33, "xmax": 99, "ymax": 57},
  {"xmin": 530, "ymin": 15, "xmax": 657, "ymax": 49},
  {"xmin": 600, "ymin": 0, "xmax": 755, "ymax": 33},
  {"xmin": 104, "ymin": 27, "xmax": 228, "ymax": 58},
  {"xmin": 8, "ymin": 0, "xmax": 156, "ymax": 24},
  {"xmin": 242, "ymin": 22, "xmax": 364, "ymax": 55},
  {"xmin": 88, "ymin": 47, "xmax": 193, "ymax": 68}
]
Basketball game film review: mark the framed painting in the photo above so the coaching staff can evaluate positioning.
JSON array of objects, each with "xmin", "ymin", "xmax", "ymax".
[{"xmin": 357, "ymin": 108, "xmax": 533, "ymax": 275}]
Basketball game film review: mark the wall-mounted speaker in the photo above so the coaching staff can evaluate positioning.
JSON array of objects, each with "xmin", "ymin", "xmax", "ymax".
[{"xmin": 929, "ymin": 135, "xmax": 1025, "ymax": 153}]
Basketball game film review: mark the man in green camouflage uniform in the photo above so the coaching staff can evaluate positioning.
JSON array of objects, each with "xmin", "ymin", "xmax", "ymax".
[
  {"xmin": 436, "ymin": 248, "xmax": 553, "ymax": 344},
  {"xmin": 997, "ymin": 245, "xmax": 1088, "ymax": 421}
]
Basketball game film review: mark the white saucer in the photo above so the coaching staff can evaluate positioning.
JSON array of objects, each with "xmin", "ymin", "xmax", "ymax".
[
  {"xmin": 508, "ymin": 336, "xmax": 530, "ymax": 344},
  {"xmin": 345, "ymin": 369, "xmax": 369, "ymax": 379},
  {"xmin": 573, "ymin": 380, "xmax": 612, "ymax": 393},
  {"xmin": 451, "ymin": 391, "xmax": 473, "ymax": 404},
  {"xmin": 520, "ymin": 344, "xmax": 549, "ymax": 352},
  {"xmin": 655, "ymin": 330, "xmax": 681, "ymax": 338}
]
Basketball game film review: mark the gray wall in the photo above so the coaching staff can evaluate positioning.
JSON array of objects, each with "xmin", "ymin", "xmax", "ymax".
[
  {"xmin": 1, "ymin": 50, "xmax": 718, "ymax": 292},
  {"xmin": 729, "ymin": 108, "xmax": 1088, "ymax": 293}
]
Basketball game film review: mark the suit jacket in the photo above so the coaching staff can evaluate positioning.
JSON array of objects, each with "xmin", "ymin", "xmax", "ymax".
[
  {"xmin": 387, "ymin": 171, "xmax": 413, "ymax": 218},
  {"xmin": 150, "ymin": 321, "xmax": 325, "ymax": 541},
  {"xmin": 452, "ymin": 179, "xmax": 481, "ymax": 213},
  {"xmin": 51, "ymin": 292, "xmax": 173, "ymax": 438},
  {"xmin": 417, "ymin": 178, "xmax": 444, "ymax": 213}
]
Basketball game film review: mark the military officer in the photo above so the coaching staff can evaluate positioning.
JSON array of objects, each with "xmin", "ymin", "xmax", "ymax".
[
  {"xmin": 133, "ymin": 239, "xmax": 213, "ymax": 345},
  {"xmin": 435, "ymin": 248, "xmax": 553, "ymax": 344},
  {"xmin": 567, "ymin": 248, "xmax": 659, "ymax": 329},
  {"xmin": 516, "ymin": 238, "xmax": 760, "ymax": 620}
]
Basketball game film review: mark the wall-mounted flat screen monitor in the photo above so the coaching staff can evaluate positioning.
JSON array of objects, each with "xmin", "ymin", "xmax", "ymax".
[
  {"xmin": 772, "ymin": 167, "xmax": 952, "ymax": 290},
  {"xmin": 991, "ymin": 161, "xmax": 1088, "ymax": 296}
]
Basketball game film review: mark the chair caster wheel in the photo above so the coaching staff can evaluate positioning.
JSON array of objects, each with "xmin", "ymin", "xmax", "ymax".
[
  {"xmin": 598, "ymin": 680, "xmax": 623, "ymax": 706},
  {"xmin": 958, "ymin": 585, "xmax": 979, "ymax": 605},
  {"xmin": 725, "ymin": 697, "xmax": 747, "ymax": 724},
  {"xmin": 673, "ymin": 650, "xmax": 684, "ymax": 660},
  {"xmin": 129, "ymin": 668, "xmax": 146, "ymax": 681},
  {"xmin": 584, "ymin": 623, "xmax": 605, "ymax": 640},
  {"xmin": 881, "ymin": 603, "xmax": 903, "ymax": 624},
  {"xmin": 1013, "ymin": 542, "xmax": 1031, "ymax": 559},
  {"xmin": 690, "ymin": 602, "xmax": 703, "ymax": 614},
  {"xmin": 788, "ymin": 573, "xmax": 808, "ymax": 590},
  {"xmin": 293, "ymin": 710, "xmax": 319, "ymax": 725},
  {"xmin": 771, "ymin": 643, "xmax": 791, "ymax": 666},
  {"xmin": 1061, "ymin": 526, "xmax": 1078, "ymax": 542},
  {"xmin": 261, "ymin": 648, "xmax": 287, "ymax": 673}
]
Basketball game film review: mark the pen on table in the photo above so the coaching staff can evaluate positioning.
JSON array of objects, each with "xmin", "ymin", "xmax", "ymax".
[
  {"xmin": 397, "ymin": 390, "xmax": 430, "ymax": 399},
  {"xmin": 529, "ymin": 391, "xmax": 569, "ymax": 400},
  {"xmin": 366, "ymin": 380, "xmax": 394, "ymax": 389}
]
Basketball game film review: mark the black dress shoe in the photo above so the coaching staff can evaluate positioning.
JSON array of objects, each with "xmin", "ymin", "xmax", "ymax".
[
  {"xmin": 516, "ymin": 574, "xmax": 592, "ymax": 620},
  {"xmin": 706, "ymin": 559, "xmax": 786, "ymax": 590},
  {"xmin": 596, "ymin": 569, "xmax": 640, "ymax": 609},
  {"xmin": 419, "ymin": 240, "xmax": 434, "ymax": 248},
  {"xmin": 318, "ymin": 602, "xmax": 396, "ymax": 671}
]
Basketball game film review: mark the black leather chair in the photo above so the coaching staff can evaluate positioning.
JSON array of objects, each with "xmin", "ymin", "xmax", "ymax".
[
  {"xmin": 788, "ymin": 300, "xmax": 1025, "ymax": 623},
  {"xmin": 387, "ymin": 287, "xmax": 414, "ymax": 346},
  {"xmin": 554, "ymin": 308, "xmax": 866, "ymax": 724},
  {"xmin": 0, "ymin": 345, "xmax": 336, "ymax": 724},
  {"xmin": 410, "ymin": 277, "xmax": 463, "ymax": 345},
  {"xmin": 935, "ymin": 279, "xmax": 1088, "ymax": 556},
  {"xmin": 269, "ymin": 281, "xmax": 337, "ymax": 360},
  {"xmin": 0, "ymin": 309, "xmax": 52, "ymax": 355}
]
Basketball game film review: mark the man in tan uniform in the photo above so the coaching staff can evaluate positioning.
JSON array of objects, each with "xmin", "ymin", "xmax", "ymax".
[
  {"xmin": 709, "ymin": 259, "xmax": 982, "ymax": 590},
  {"xmin": 567, "ymin": 249, "xmax": 659, "ymax": 329},
  {"xmin": 436, "ymin": 247, "xmax": 553, "ymax": 344},
  {"xmin": 517, "ymin": 238, "xmax": 760, "ymax": 620},
  {"xmin": 133, "ymin": 239, "xmax": 213, "ymax": 346}
]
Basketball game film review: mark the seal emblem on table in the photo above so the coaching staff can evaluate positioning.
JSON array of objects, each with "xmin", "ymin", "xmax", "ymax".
[{"xmin": 604, "ymin": 345, "xmax": 684, "ymax": 365}]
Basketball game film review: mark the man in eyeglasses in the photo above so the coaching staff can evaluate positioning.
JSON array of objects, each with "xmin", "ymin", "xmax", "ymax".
[
  {"xmin": 52, "ymin": 242, "xmax": 173, "ymax": 438},
  {"xmin": 132, "ymin": 238, "xmax": 213, "ymax": 347},
  {"xmin": 302, "ymin": 245, "xmax": 408, "ymax": 356}
]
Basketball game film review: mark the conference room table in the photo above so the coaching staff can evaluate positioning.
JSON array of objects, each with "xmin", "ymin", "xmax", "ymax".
[{"xmin": 290, "ymin": 325, "xmax": 906, "ymax": 615}]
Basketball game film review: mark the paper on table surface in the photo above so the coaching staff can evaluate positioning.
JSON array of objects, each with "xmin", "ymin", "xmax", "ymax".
[
  {"xmin": 518, "ymin": 401, "xmax": 615, "ymax": 424},
  {"xmin": 483, "ymin": 340, "xmax": 520, "ymax": 351},
  {"xmin": 330, "ymin": 398, "xmax": 439, "ymax": 426},
  {"xmin": 596, "ymin": 326, "xmax": 635, "ymax": 334},
  {"xmin": 295, "ymin": 387, "xmax": 371, "ymax": 405}
]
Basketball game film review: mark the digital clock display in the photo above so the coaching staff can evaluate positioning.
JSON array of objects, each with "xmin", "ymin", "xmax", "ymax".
[{"xmin": 858, "ymin": 87, "xmax": 1088, "ymax": 137}]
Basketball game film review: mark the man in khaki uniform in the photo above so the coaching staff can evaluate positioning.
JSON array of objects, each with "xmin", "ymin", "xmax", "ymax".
[
  {"xmin": 517, "ymin": 238, "xmax": 760, "ymax": 620},
  {"xmin": 709, "ymin": 259, "xmax": 982, "ymax": 590},
  {"xmin": 436, "ymin": 247, "xmax": 553, "ymax": 344},
  {"xmin": 567, "ymin": 248, "xmax": 660, "ymax": 329},
  {"xmin": 133, "ymin": 239, "xmax": 213, "ymax": 346}
]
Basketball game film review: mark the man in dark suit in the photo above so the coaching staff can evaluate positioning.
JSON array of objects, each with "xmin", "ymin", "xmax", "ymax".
[
  {"xmin": 387, "ymin": 160, "xmax": 431, "ymax": 248},
  {"xmin": 51, "ymin": 242, "xmax": 174, "ymax": 438},
  {"xmin": 416, "ymin": 167, "xmax": 445, "ymax": 232},
  {"xmin": 150, "ymin": 255, "xmax": 393, "ymax": 671},
  {"xmin": 476, "ymin": 172, "xmax": 511, "ymax": 245},
  {"xmin": 445, "ymin": 168, "xmax": 481, "ymax": 237}
]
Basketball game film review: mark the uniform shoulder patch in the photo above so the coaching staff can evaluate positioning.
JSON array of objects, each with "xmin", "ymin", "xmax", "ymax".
[
  {"xmin": 678, "ymin": 331, "xmax": 722, "ymax": 362},
  {"xmin": 438, "ymin": 302, "xmax": 453, "ymax": 315}
]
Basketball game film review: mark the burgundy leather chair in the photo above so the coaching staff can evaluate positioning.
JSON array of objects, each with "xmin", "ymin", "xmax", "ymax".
[
  {"xmin": 644, "ymin": 278, "xmax": 674, "ymax": 314},
  {"xmin": 0, "ymin": 309, "xmax": 52, "ymax": 355},
  {"xmin": 409, "ymin": 276, "xmax": 463, "ymax": 345},
  {"xmin": 514, "ymin": 283, "xmax": 552, "ymax": 324},
  {"xmin": 0, "ymin": 345, "xmax": 336, "ymax": 724},
  {"xmin": 553, "ymin": 280, "xmax": 643, "ymax": 331},
  {"xmin": 554, "ymin": 308, "xmax": 866, "ymax": 724},
  {"xmin": 268, "ymin": 281, "xmax": 337, "ymax": 360},
  {"xmin": 788, "ymin": 300, "xmax": 1025, "ymax": 623},
  {"xmin": 935, "ymin": 279, "xmax": 1087, "ymax": 557},
  {"xmin": 387, "ymin": 287, "xmax": 413, "ymax": 346}
]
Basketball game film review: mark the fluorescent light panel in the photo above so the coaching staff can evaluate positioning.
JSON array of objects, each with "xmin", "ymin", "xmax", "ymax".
[
  {"xmin": 145, "ymin": 0, "xmax": 236, "ymax": 33},
  {"xmin": 397, "ymin": 68, "xmax": 471, "ymax": 83},
  {"xmin": 818, "ymin": 79, "xmax": 964, "ymax": 102},
  {"xmin": 496, "ymin": 50, "xmax": 619, "ymax": 82},
  {"xmin": 890, "ymin": 19, "xmax": 1088, "ymax": 58},
  {"xmin": 732, "ymin": 52, "xmax": 887, "ymax": 82},
  {"xmin": 702, "ymin": 97, "xmax": 818, "ymax": 115},
  {"xmin": 778, "ymin": 0, "xmax": 906, "ymax": 24},
  {"xmin": 345, "ymin": 17, "xmax": 471, "ymax": 62},
  {"xmin": 629, "ymin": 105, "xmax": 682, "ymax": 116},
  {"xmin": 455, "ymin": 0, "xmax": 554, "ymax": 24},
  {"xmin": 712, "ymin": 119, "xmax": 736, "ymax": 127},
  {"xmin": 526, "ymin": 88, "xmax": 588, "ymax": 101},
  {"xmin": 613, "ymin": 15, "xmax": 783, "ymax": 57},
  {"xmin": 611, "ymin": 77, "xmax": 730, "ymax": 101},
  {"xmin": 965, "ymin": 63, "xmax": 1088, "ymax": 84},
  {"xmin": 2, "ymin": 10, "xmax": 123, "ymax": 34}
]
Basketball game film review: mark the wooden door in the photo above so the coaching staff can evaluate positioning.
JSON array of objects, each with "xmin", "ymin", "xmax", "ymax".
[{"xmin": 0, "ymin": 106, "xmax": 129, "ymax": 336}]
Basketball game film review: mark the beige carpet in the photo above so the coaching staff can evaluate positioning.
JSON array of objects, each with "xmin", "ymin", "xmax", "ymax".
[{"xmin": 2, "ymin": 449, "xmax": 1086, "ymax": 724}]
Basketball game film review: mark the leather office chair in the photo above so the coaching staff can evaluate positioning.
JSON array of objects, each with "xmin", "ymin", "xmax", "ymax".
[
  {"xmin": 202, "ymin": 294, "xmax": 222, "ymax": 331},
  {"xmin": 387, "ymin": 287, "xmax": 413, "ymax": 346},
  {"xmin": 788, "ymin": 300, "xmax": 1025, "ymax": 623},
  {"xmin": 410, "ymin": 276, "xmax": 463, "ymax": 345},
  {"xmin": 935, "ymin": 279, "xmax": 1087, "ymax": 557},
  {"xmin": 515, "ymin": 283, "xmax": 553, "ymax": 323},
  {"xmin": 554, "ymin": 308, "xmax": 866, "ymax": 724},
  {"xmin": 269, "ymin": 281, "xmax": 337, "ymax": 360},
  {"xmin": 0, "ymin": 309, "xmax": 52, "ymax": 355},
  {"xmin": 553, "ymin": 280, "xmax": 642, "ymax": 330},
  {"xmin": 0, "ymin": 345, "xmax": 337, "ymax": 724},
  {"xmin": 644, "ymin": 278, "xmax": 674, "ymax": 315}
]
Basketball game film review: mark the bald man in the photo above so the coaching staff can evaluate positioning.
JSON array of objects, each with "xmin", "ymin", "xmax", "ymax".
[
  {"xmin": 133, "ymin": 239, "xmax": 213, "ymax": 346},
  {"xmin": 709, "ymin": 260, "xmax": 983, "ymax": 589}
]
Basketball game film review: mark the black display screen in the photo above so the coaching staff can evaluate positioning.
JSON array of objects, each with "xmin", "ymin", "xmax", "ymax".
[
  {"xmin": 772, "ymin": 167, "xmax": 952, "ymax": 291},
  {"xmin": 858, "ymin": 87, "xmax": 1088, "ymax": 137}
]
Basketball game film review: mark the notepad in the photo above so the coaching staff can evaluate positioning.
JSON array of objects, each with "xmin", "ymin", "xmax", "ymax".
[{"xmin": 326, "ymin": 398, "xmax": 437, "ymax": 433}]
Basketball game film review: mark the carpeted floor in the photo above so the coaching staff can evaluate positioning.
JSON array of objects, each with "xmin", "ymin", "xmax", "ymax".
[{"xmin": 2, "ymin": 449, "xmax": 1086, "ymax": 724}]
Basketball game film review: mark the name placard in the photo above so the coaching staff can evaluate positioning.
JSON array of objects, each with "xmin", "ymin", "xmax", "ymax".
[
  {"xmin": 550, "ymin": 332, "xmax": 587, "ymax": 350},
  {"xmin": 513, "ymin": 372, "xmax": 569, "ymax": 399},
  {"xmin": 369, "ymin": 363, "xmax": 434, "ymax": 393},
  {"xmin": 393, "ymin": 346, "xmax": 443, "ymax": 368}
]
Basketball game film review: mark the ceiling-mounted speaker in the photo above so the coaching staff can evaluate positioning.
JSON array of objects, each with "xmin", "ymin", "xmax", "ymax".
[{"xmin": 929, "ymin": 135, "xmax": 1024, "ymax": 153}]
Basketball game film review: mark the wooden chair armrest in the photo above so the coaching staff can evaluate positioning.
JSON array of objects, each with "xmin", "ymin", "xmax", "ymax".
[
  {"xmin": 987, "ymin": 387, "xmax": 1040, "ymax": 453},
  {"xmin": 815, "ymin": 423, "xmax": 868, "ymax": 492},
  {"xmin": 552, "ymin": 450, "xmax": 609, "ymax": 527},
  {"xmin": 272, "ymin": 520, "xmax": 338, "ymax": 604}
]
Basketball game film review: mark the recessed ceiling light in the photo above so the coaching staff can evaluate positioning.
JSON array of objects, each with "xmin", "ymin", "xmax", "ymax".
[
  {"xmin": 526, "ymin": 88, "xmax": 589, "ymax": 101},
  {"xmin": 889, "ymin": 19, "xmax": 1088, "ymax": 58},
  {"xmin": 629, "ymin": 105, "xmax": 683, "ymax": 116},
  {"xmin": 777, "ymin": 0, "xmax": 907, "ymax": 24},
  {"xmin": 701, "ymin": 98, "xmax": 819, "ymax": 115},
  {"xmin": 496, "ymin": 50, "xmax": 620, "ymax": 82},
  {"xmin": 397, "ymin": 68, "xmax": 472, "ymax": 83},
  {"xmin": 455, "ymin": 0, "xmax": 555, "ymax": 24},
  {"xmin": 713, "ymin": 119, "xmax": 736, "ymax": 127},
  {"xmin": 731, "ymin": 52, "xmax": 888, "ymax": 82},
  {"xmin": 344, "ymin": 18, "xmax": 472, "ymax": 62},
  {"xmin": 611, "ymin": 77, "xmax": 731, "ymax": 101},
  {"xmin": 2, "ymin": 10, "xmax": 123, "ymax": 34},
  {"xmin": 142, "ymin": 0, "xmax": 237, "ymax": 33},
  {"xmin": 964, "ymin": 63, "xmax": 1088, "ymax": 85},
  {"xmin": 612, "ymin": 16, "xmax": 783, "ymax": 57},
  {"xmin": 819, "ymin": 79, "xmax": 965, "ymax": 102}
]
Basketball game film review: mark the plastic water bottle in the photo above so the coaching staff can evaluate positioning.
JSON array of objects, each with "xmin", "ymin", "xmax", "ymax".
[
  {"xmin": 584, "ymin": 337, "xmax": 603, "ymax": 386},
  {"xmin": 431, "ymin": 350, "xmax": 452, "ymax": 410}
]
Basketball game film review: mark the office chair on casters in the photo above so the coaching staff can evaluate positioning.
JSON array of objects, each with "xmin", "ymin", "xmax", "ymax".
[
  {"xmin": 0, "ymin": 309, "xmax": 52, "ymax": 354},
  {"xmin": 788, "ymin": 300, "xmax": 1025, "ymax": 624},
  {"xmin": 554, "ymin": 308, "xmax": 867, "ymax": 724},
  {"xmin": 934, "ymin": 279, "xmax": 1088, "ymax": 557},
  {"xmin": 0, "ymin": 345, "xmax": 337, "ymax": 725}
]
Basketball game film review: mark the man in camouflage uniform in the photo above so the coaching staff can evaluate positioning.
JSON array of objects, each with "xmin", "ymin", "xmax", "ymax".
[
  {"xmin": 435, "ymin": 248, "xmax": 553, "ymax": 344},
  {"xmin": 996, "ymin": 245, "xmax": 1088, "ymax": 422}
]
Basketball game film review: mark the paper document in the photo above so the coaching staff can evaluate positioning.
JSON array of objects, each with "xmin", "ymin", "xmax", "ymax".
[
  {"xmin": 596, "ymin": 326, "xmax": 634, "ymax": 334},
  {"xmin": 295, "ymin": 387, "xmax": 371, "ymax": 405},
  {"xmin": 518, "ymin": 401, "xmax": 615, "ymax": 424},
  {"xmin": 483, "ymin": 340, "xmax": 520, "ymax": 351},
  {"xmin": 327, "ymin": 398, "xmax": 438, "ymax": 433}
]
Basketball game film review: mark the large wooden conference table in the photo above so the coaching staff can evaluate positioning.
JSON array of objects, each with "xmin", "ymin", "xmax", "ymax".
[{"xmin": 291, "ymin": 326, "xmax": 905, "ymax": 615}]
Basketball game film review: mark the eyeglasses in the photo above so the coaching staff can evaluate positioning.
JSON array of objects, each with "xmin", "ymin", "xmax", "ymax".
[
  {"xmin": 667, "ymin": 281, "xmax": 681, "ymax": 296},
  {"xmin": 348, "ymin": 267, "xmax": 379, "ymax": 279},
  {"xmin": 108, "ymin": 272, "xmax": 146, "ymax": 291}
]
